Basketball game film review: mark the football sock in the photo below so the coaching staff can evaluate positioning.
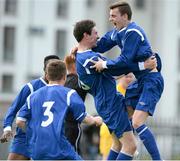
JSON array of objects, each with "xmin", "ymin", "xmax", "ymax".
[
  {"xmin": 136, "ymin": 124, "xmax": 161, "ymax": 160},
  {"xmin": 107, "ymin": 149, "xmax": 119, "ymax": 160}
]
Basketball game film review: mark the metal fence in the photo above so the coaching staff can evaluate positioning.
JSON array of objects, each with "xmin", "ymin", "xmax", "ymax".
[{"xmin": 0, "ymin": 118, "xmax": 180, "ymax": 160}]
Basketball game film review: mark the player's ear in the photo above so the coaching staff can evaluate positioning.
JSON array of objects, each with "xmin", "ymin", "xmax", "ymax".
[
  {"xmin": 63, "ymin": 74, "xmax": 66, "ymax": 82},
  {"xmin": 83, "ymin": 32, "xmax": 89, "ymax": 39},
  {"xmin": 46, "ymin": 73, "xmax": 50, "ymax": 82}
]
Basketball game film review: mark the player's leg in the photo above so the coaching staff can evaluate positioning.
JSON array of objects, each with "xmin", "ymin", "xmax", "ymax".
[
  {"xmin": 112, "ymin": 111, "xmax": 137, "ymax": 160},
  {"xmin": 132, "ymin": 110, "xmax": 161, "ymax": 160},
  {"xmin": 8, "ymin": 138, "xmax": 30, "ymax": 160},
  {"xmin": 131, "ymin": 73, "xmax": 163, "ymax": 160},
  {"xmin": 117, "ymin": 131, "xmax": 137, "ymax": 160},
  {"xmin": 8, "ymin": 153, "xmax": 29, "ymax": 160},
  {"xmin": 107, "ymin": 133, "xmax": 121, "ymax": 160}
]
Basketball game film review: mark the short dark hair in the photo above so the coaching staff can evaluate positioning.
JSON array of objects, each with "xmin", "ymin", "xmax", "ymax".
[
  {"xmin": 110, "ymin": 1, "xmax": 132, "ymax": 20},
  {"xmin": 43, "ymin": 55, "xmax": 60, "ymax": 71},
  {"xmin": 73, "ymin": 19, "xmax": 96, "ymax": 42},
  {"xmin": 47, "ymin": 60, "xmax": 66, "ymax": 81}
]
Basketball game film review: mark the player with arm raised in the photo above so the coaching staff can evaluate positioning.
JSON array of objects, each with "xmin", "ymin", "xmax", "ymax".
[{"xmin": 92, "ymin": 2, "xmax": 164, "ymax": 160}]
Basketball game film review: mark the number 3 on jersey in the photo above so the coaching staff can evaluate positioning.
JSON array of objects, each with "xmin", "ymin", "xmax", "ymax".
[{"xmin": 41, "ymin": 101, "xmax": 54, "ymax": 127}]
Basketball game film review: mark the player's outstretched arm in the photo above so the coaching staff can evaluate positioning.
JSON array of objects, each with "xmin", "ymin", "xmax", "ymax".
[{"xmin": 90, "ymin": 55, "xmax": 157, "ymax": 74}]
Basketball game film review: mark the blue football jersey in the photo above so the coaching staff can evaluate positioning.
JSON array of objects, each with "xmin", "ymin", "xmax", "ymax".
[
  {"xmin": 93, "ymin": 22, "xmax": 162, "ymax": 79},
  {"xmin": 3, "ymin": 77, "xmax": 47, "ymax": 138},
  {"xmin": 17, "ymin": 85, "xmax": 86, "ymax": 160},
  {"xmin": 76, "ymin": 50, "xmax": 132, "ymax": 137}
]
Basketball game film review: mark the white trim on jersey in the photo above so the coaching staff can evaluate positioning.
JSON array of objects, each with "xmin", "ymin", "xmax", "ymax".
[
  {"xmin": 67, "ymin": 89, "xmax": 75, "ymax": 106},
  {"xmin": 16, "ymin": 117, "xmax": 27, "ymax": 122},
  {"xmin": 40, "ymin": 77, "xmax": 47, "ymax": 85},
  {"xmin": 118, "ymin": 26, "xmax": 126, "ymax": 33},
  {"xmin": 83, "ymin": 56, "xmax": 98, "ymax": 74},
  {"xmin": 77, "ymin": 49, "xmax": 92, "ymax": 53},
  {"xmin": 3, "ymin": 126, "xmax": 12, "ymax": 132},
  {"xmin": 85, "ymin": 68, "xmax": 90, "ymax": 74},
  {"xmin": 75, "ymin": 123, "xmax": 81, "ymax": 152},
  {"xmin": 27, "ymin": 83, "xmax": 34, "ymax": 94},
  {"xmin": 110, "ymin": 30, "xmax": 117, "ymax": 40},
  {"xmin": 76, "ymin": 113, "xmax": 84, "ymax": 121},
  {"xmin": 83, "ymin": 56, "xmax": 96, "ymax": 67},
  {"xmin": 27, "ymin": 96, "xmax": 31, "ymax": 109},
  {"xmin": 126, "ymin": 29, "xmax": 145, "ymax": 41}
]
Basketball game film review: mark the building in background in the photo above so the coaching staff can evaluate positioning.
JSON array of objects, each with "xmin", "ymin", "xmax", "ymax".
[{"xmin": 0, "ymin": 0, "xmax": 180, "ymax": 159}]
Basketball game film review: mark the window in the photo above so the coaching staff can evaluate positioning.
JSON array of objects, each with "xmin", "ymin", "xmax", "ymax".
[
  {"xmin": 2, "ymin": 74, "xmax": 13, "ymax": 93},
  {"xmin": 57, "ymin": 0, "xmax": 68, "ymax": 18},
  {"xmin": 29, "ymin": 27, "xmax": 44, "ymax": 36},
  {"xmin": 135, "ymin": 0, "xmax": 145, "ymax": 9},
  {"xmin": 55, "ymin": 30, "xmax": 66, "ymax": 59},
  {"xmin": 3, "ymin": 26, "xmax": 15, "ymax": 62},
  {"xmin": 4, "ymin": 0, "xmax": 17, "ymax": 15}
]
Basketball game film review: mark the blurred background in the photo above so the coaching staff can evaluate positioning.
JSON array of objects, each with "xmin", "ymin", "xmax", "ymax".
[{"xmin": 0, "ymin": 0, "xmax": 180, "ymax": 160}]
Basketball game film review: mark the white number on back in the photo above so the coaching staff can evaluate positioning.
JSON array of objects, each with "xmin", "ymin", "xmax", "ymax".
[{"xmin": 41, "ymin": 101, "xmax": 54, "ymax": 127}]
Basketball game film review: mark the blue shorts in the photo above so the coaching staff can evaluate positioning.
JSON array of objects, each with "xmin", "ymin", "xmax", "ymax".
[
  {"xmin": 103, "ymin": 92, "xmax": 132, "ymax": 138},
  {"xmin": 10, "ymin": 136, "xmax": 31, "ymax": 158},
  {"xmin": 125, "ymin": 72, "xmax": 164, "ymax": 116}
]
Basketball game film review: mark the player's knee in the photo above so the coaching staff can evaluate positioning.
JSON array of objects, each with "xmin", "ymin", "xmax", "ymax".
[
  {"xmin": 132, "ymin": 120, "xmax": 141, "ymax": 129},
  {"xmin": 122, "ymin": 141, "xmax": 137, "ymax": 154},
  {"xmin": 130, "ymin": 142, "xmax": 137, "ymax": 154}
]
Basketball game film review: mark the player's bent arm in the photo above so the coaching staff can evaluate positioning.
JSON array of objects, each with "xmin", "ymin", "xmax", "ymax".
[
  {"xmin": 93, "ymin": 29, "xmax": 117, "ymax": 53},
  {"xmin": 69, "ymin": 90, "xmax": 103, "ymax": 126},
  {"xmin": 16, "ymin": 117, "xmax": 27, "ymax": 131},
  {"xmin": 92, "ymin": 55, "xmax": 157, "ymax": 74},
  {"xmin": 15, "ymin": 97, "xmax": 31, "ymax": 131}
]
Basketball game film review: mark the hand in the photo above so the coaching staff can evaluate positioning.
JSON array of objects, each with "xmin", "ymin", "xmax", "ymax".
[
  {"xmin": 90, "ymin": 57, "xmax": 105, "ymax": 72},
  {"xmin": 94, "ymin": 116, "xmax": 103, "ymax": 126},
  {"xmin": 144, "ymin": 55, "xmax": 157, "ymax": 69},
  {"xmin": 0, "ymin": 130, "xmax": 13, "ymax": 143},
  {"xmin": 70, "ymin": 46, "xmax": 78, "ymax": 60}
]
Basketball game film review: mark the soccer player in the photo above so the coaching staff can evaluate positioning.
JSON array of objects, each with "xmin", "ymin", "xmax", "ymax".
[
  {"xmin": 16, "ymin": 60, "xmax": 102, "ymax": 160},
  {"xmin": 91, "ymin": 1, "xmax": 164, "ymax": 160},
  {"xmin": 64, "ymin": 55, "xmax": 87, "ymax": 153},
  {"xmin": 0, "ymin": 55, "xmax": 60, "ymax": 160},
  {"xmin": 73, "ymin": 19, "xmax": 156, "ymax": 160}
]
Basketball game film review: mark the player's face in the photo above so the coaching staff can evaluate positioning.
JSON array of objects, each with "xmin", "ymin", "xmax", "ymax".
[
  {"xmin": 89, "ymin": 27, "xmax": 99, "ymax": 48},
  {"xmin": 109, "ymin": 8, "xmax": 126, "ymax": 30}
]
